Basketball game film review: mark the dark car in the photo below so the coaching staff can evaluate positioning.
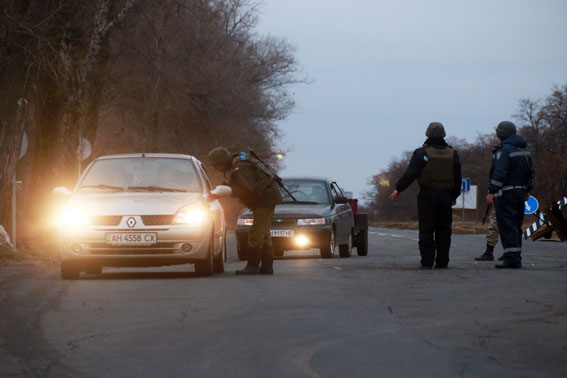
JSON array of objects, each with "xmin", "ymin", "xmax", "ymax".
[{"xmin": 235, "ymin": 177, "xmax": 365, "ymax": 259}]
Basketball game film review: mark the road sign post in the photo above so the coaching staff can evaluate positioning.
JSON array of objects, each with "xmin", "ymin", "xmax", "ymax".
[{"xmin": 461, "ymin": 178, "xmax": 471, "ymax": 222}]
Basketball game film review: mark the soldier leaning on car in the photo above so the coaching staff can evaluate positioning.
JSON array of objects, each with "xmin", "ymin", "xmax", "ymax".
[{"xmin": 207, "ymin": 147, "xmax": 283, "ymax": 275}]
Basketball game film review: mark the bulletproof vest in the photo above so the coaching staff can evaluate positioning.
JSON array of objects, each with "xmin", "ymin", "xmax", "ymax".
[
  {"xmin": 418, "ymin": 145, "xmax": 454, "ymax": 189},
  {"xmin": 231, "ymin": 153, "xmax": 276, "ymax": 184}
]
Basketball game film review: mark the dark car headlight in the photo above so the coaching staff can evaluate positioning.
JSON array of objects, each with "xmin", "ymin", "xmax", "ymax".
[{"xmin": 297, "ymin": 218, "xmax": 325, "ymax": 225}]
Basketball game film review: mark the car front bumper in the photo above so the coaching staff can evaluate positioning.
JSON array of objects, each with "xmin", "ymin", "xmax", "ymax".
[
  {"xmin": 57, "ymin": 222, "xmax": 212, "ymax": 267},
  {"xmin": 235, "ymin": 224, "xmax": 332, "ymax": 252}
]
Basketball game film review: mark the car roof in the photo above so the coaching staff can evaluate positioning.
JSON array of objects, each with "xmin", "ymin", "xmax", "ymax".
[
  {"xmin": 94, "ymin": 153, "xmax": 197, "ymax": 161},
  {"xmin": 282, "ymin": 176, "xmax": 332, "ymax": 183}
]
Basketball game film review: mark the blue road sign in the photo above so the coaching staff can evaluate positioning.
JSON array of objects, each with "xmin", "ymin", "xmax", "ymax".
[
  {"xmin": 461, "ymin": 178, "xmax": 471, "ymax": 192},
  {"xmin": 524, "ymin": 195, "xmax": 539, "ymax": 215}
]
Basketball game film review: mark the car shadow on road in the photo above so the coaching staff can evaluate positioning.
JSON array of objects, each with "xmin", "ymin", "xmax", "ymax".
[{"xmin": 79, "ymin": 271, "xmax": 199, "ymax": 280}]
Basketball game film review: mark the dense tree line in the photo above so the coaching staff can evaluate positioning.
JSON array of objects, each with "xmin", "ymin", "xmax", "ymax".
[
  {"xmin": 367, "ymin": 84, "xmax": 567, "ymax": 222},
  {"xmin": 0, "ymin": 0, "xmax": 301, "ymax": 246}
]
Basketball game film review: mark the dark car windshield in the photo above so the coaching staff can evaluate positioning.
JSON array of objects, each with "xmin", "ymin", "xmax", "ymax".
[
  {"xmin": 280, "ymin": 180, "xmax": 330, "ymax": 204},
  {"xmin": 79, "ymin": 157, "xmax": 203, "ymax": 193}
]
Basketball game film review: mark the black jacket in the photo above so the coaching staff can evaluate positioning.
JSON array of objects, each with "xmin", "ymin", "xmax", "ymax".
[
  {"xmin": 488, "ymin": 134, "xmax": 534, "ymax": 194},
  {"xmin": 395, "ymin": 138, "xmax": 462, "ymax": 200}
]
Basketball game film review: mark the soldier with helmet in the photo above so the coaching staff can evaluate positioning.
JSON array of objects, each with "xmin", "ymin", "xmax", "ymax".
[
  {"xmin": 390, "ymin": 122, "xmax": 462, "ymax": 269},
  {"xmin": 207, "ymin": 147, "xmax": 283, "ymax": 275},
  {"xmin": 486, "ymin": 121, "xmax": 534, "ymax": 269}
]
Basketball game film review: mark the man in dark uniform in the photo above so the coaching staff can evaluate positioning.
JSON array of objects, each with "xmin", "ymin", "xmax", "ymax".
[
  {"xmin": 390, "ymin": 122, "xmax": 462, "ymax": 269},
  {"xmin": 208, "ymin": 147, "xmax": 283, "ymax": 275},
  {"xmin": 486, "ymin": 121, "xmax": 534, "ymax": 269}
]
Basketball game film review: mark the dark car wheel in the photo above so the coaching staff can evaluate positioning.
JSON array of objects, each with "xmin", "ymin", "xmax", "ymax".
[
  {"xmin": 339, "ymin": 231, "xmax": 352, "ymax": 258},
  {"xmin": 237, "ymin": 244, "xmax": 247, "ymax": 261},
  {"xmin": 357, "ymin": 230, "xmax": 368, "ymax": 256},
  {"xmin": 61, "ymin": 261, "xmax": 80, "ymax": 280},
  {"xmin": 195, "ymin": 235, "xmax": 214, "ymax": 276},
  {"xmin": 320, "ymin": 230, "xmax": 335, "ymax": 258},
  {"xmin": 213, "ymin": 231, "xmax": 225, "ymax": 273}
]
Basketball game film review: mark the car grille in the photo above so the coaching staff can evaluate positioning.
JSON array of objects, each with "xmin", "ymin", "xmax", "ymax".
[
  {"xmin": 90, "ymin": 216, "xmax": 122, "ymax": 226},
  {"xmin": 85, "ymin": 242, "xmax": 178, "ymax": 255},
  {"xmin": 271, "ymin": 219, "xmax": 296, "ymax": 227},
  {"xmin": 141, "ymin": 215, "xmax": 174, "ymax": 225}
]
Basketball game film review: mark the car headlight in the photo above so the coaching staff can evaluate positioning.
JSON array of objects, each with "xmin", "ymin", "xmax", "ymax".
[
  {"xmin": 173, "ymin": 205, "xmax": 209, "ymax": 224},
  {"xmin": 60, "ymin": 208, "xmax": 89, "ymax": 227},
  {"xmin": 297, "ymin": 218, "xmax": 325, "ymax": 225},
  {"xmin": 237, "ymin": 218, "xmax": 254, "ymax": 226}
]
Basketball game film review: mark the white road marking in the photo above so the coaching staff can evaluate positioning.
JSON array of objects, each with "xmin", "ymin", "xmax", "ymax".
[{"xmin": 333, "ymin": 267, "xmax": 342, "ymax": 270}]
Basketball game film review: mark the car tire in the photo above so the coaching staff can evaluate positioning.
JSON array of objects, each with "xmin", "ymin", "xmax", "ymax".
[
  {"xmin": 213, "ymin": 231, "xmax": 225, "ymax": 273},
  {"xmin": 356, "ymin": 230, "xmax": 368, "ymax": 256},
  {"xmin": 339, "ymin": 231, "xmax": 352, "ymax": 258},
  {"xmin": 274, "ymin": 248, "xmax": 284, "ymax": 257},
  {"xmin": 320, "ymin": 229, "xmax": 335, "ymax": 258},
  {"xmin": 61, "ymin": 261, "xmax": 80, "ymax": 280},
  {"xmin": 237, "ymin": 245, "xmax": 247, "ymax": 261},
  {"xmin": 195, "ymin": 236, "xmax": 214, "ymax": 276}
]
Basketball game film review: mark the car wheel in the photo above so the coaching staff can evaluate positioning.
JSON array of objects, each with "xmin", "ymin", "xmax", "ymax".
[
  {"xmin": 339, "ymin": 231, "xmax": 352, "ymax": 258},
  {"xmin": 213, "ymin": 231, "xmax": 225, "ymax": 273},
  {"xmin": 274, "ymin": 248, "xmax": 284, "ymax": 257},
  {"xmin": 236, "ymin": 246, "xmax": 246, "ymax": 261},
  {"xmin": 320, "ymin": 229, "xmax": 335, "ymax": 258},
  {"xmin": 357, "ymin": 230, "xmax": 368, "ymax": 256},
  {"xmin": 61, "ymin": 261, "xmax": 80, "ymax": 280},
  {"xmin": 195, "ymin": 235, "xmax": 214, "ymax": 276}
]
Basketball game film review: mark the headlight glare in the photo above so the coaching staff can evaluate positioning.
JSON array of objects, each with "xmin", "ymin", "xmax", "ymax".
[
  {"xmin": 297, "ymin": 218, "xmax": 325, "ymax": 226},
  {"xmin": 173, "ymin": 206, "xmax": 208, "ymax": 224},
  {"xmin": 61, "ymin": 208, "xmax": 88, "ymax": 227}
]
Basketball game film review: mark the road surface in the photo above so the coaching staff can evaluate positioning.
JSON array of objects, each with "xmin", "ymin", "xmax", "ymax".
[{"xmin": 1, "ymin": 228, "xmax": 566, "ymax": 377}]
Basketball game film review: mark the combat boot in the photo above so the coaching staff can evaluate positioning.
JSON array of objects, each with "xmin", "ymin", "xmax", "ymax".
[
  {"xmin": 260, "ymin": 245, "xmax": 274, "ymax": 275},
  {"xmin": 495, "ymin": 260, "xmax": 522, "ymax": 269},
  {"xmin": 235, "ymin": 247, "xmax": 261, "ymax": 275},
  {"xmin": 475, "ymin": 244, "xmax": 495, "ymax": 261}
]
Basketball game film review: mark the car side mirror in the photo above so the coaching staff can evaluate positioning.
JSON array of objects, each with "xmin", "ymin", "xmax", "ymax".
[
  {"xmin": 211, "ymin": 185, "xmax": 232, "ymax": 198},
  {"xmin": 334, "ymin": 196, "xmax": 348, "ymax": 204},
  {"xmin": 53, "ymin": 187, "xmax": 72, "ymax": 196}
]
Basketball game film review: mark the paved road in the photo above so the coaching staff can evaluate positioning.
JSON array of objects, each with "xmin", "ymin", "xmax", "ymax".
[{"xmin": 1, "ymin": 228, "xmax": 566, "ymax": 377}]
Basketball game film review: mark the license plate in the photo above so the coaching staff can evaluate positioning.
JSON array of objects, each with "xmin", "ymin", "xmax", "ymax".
[
  {"xmin": 106, "ymin": 232, "xmax": 157, "ymax": 246},
  {"xmin": 271, "ymin": 230, "xmax": 294, "ymax": 237}
]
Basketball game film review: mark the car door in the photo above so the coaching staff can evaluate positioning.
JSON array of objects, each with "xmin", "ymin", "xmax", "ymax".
[{"xmin": 330, "ymin": 182, "xmax": 352, "ymax": 245}]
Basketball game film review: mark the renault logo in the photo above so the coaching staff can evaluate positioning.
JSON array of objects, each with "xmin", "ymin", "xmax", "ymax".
[{"xmin": 127, "ymin": 217, "xmax": 136, "ymax": 228}]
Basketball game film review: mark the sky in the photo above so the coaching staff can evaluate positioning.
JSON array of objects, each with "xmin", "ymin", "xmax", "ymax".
[{"xmin": 255, "ymin": 0, "xmax": 567, "ymax": 201}]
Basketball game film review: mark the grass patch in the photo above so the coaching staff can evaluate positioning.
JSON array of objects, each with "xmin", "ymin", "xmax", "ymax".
[{"xmin": 0, "ymin": 244, "xmax": 24, "ymax": 264}]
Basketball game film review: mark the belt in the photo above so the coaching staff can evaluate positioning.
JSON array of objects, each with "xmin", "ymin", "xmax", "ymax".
[{"xmin": 502, "ymin": 185, "xmax": 526, "ymax": 191}]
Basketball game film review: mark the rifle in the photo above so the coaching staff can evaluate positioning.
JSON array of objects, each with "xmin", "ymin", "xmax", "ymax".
[
  {"xmin": 249, "ymin": 150, "xmax": 298, "ymax": 202},
  {"xmin": 482, "ymin": 204, "xmax": 491, "ymax": 225}
]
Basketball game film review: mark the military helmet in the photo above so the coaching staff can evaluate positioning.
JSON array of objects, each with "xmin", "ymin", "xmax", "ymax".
[
  {"xmin": 425, "ymin": 122, "xmax": 446, "ymax": 138},
  {"xmin": 207, "ymin": 147, "xmax": 231, "ymax": 166},
  {"xmin": 496, "ymin": 121, "xmax": 516, "ymax": 140}
]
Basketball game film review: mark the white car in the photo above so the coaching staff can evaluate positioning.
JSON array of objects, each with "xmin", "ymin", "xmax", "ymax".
[{"xmin": 54, "ymin": 153, "xmax": 229, "ymax": 279}]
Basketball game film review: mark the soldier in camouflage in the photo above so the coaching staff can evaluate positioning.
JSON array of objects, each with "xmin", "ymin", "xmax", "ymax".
[
  {"xmin": 475, "ymin": 206, "xmax": 500, "ymax": 261},
  {"xmin": 208, "ymin": 147, "xmax": 283, "ymax": 275}
]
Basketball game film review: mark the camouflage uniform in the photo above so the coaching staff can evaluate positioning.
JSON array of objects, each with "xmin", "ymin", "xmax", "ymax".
[
  {"xmin": 486, "ymin": 205, "xmax": 499, "ymax": 247},
  {"xmin": 208, "ymin": 148, "xmax": 282, "ymax": 274}
]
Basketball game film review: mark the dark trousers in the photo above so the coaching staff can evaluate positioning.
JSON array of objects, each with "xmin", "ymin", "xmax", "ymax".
[
  {"xmin": 495, "ymin": 189, "xmax": 525, "ymax": 263},
  {"xmin": 417, "ymin": 188, "xmax": 453, "ymax": 267}
]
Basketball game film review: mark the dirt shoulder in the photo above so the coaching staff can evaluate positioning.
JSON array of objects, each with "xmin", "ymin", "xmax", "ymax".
[{"xmin": 369, "ymin": 221, "xmax": 534, "ymax": 235}]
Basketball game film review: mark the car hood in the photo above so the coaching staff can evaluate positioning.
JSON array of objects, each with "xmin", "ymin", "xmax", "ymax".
[
  {"xmin": 68, "ymin": 192, "xmax": 202, "ymax": 216},
  {"xmin": 241, "ymin": 203, "xmax": 332, "ymax": 218}
]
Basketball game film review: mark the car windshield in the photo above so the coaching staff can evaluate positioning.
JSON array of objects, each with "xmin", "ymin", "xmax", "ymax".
[
  {"xmin": 280, "ymin": 180, "xmax": 330, "ymax": 204},
  {"xmin": 78, "ymin": 157, "xmax": 203, "ymax": 193}
]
